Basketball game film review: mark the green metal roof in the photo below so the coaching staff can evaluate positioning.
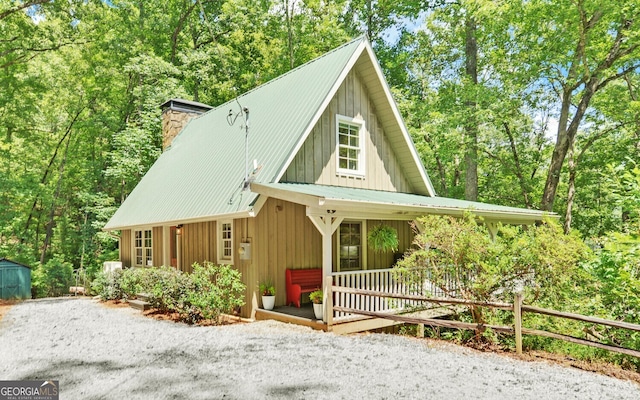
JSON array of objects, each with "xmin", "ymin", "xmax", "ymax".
[
  {"xmin": 105, "ymin": 37, "xmax": 368, "ymax": 230},
  {"xmin": 251, "ymin": 182, "xmax": 554, "ymax": 224}
]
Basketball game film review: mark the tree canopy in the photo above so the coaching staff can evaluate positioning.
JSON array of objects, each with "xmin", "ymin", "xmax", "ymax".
[{"xmin": 1, "ymin": 0, "xmax": 639, "ymax": 278}]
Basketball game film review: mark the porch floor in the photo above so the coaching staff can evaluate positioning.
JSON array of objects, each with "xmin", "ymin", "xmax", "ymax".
[
  {"xmin": 255, "ymin": 303, "xmax": 457, "ymax": 334},
  {"xmin": 255, "ymin": 304, "xmax": 328, "ymax": 331}
]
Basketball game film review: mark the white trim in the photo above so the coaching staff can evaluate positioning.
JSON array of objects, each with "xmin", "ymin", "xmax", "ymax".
[
  {"xmin": 361, "ymin": 42, "xmax": 436, "ymax": 197},
  {"xmin": 133, "ymin": 228, "xmax": 153, "ymax": 267},
  {"xmin": 104, "ymin": 210, "xmax": 255, "ymax": 232},
  {"xmin": 335, "ymin": 114, "xmax": 366, "ymax": 177},
  {"xmin": 274, "ymin": 40, "xmax": 367, "ymax": 183},
  {"xmin": 335, "ymin": 219, "xmax": 367, "ymax": 273},
  {"xmin": 217, "ymin": 220, "xmax": 234, "ymax": 265}
]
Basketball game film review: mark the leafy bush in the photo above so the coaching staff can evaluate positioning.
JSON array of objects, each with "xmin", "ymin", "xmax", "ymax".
[
  {"xmin": 118, "ymin": 268, "xmax": 145, "ymax": 300},
  {"xmin": 395, "ymin": 214, "xmax": 592, "ymax": 325},
  {"xmin": 140, "ymin": 266, "xmax": 192, "ymax": 312},
  {"xmin": 31, "ymin": 255, "xmax": 74, "ymax": 298},
  {"xmin": 91, "ymin": 269, "xmax": 124, "ymax": 300},
  {"xmin": 179, "ymin": 262, "xmax": 246, "ymax": 323},
  {"xmin": 92, "ymin": 263, "xmax": 246, "ymax": 324}
]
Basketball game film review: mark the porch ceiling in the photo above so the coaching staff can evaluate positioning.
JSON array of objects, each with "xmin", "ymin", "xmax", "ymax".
[{"xmin": 250, "ymin": 182, "xmax": 555, "ymax": 225}]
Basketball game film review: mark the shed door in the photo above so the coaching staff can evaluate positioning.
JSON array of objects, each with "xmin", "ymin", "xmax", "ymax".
[{"xmin": 0, "ymin": 267, "xmax": 19, "ymax": 299}]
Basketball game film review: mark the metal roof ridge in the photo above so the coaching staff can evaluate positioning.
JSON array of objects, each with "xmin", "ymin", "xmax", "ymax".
[{"xmin": 199, "ymin": 36, "xmax": 367, "ymax": 115}]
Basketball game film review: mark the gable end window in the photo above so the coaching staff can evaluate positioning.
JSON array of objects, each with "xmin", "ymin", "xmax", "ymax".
[
  {"xmin": 218, "ymin": 221, "xmax": 233, "ymax": 265},
  {"xmin": 134, "ymin": 229, "xmax": 152, "ymax": 266},
  {"xmin": 336, "ymin": 115, "xmax": 365, "ymax": 176}
]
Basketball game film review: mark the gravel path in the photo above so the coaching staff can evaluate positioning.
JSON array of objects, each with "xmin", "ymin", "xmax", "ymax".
[{"xmin": 1, "ymin": 297, "xmax": 639, "ymax": 400}]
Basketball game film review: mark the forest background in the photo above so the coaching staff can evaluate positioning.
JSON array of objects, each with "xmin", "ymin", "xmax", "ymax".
[{"xmin": 1, "ymin": 0, "xmax": 639, "ymax": 323}]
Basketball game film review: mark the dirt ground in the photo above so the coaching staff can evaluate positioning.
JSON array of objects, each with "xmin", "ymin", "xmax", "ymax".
[
  {"xmin": 2, "ymin": 297, "xmax": 639, "ymax": 399},
  {"xmin": 0, "ymin": 299, "xmax": 17, "ymax": 322}
]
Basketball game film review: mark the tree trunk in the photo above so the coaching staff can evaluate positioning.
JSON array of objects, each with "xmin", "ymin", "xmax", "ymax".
[
  {"xmin": 564, "ymin": 144, "xmax": 576, "ymax": 234},
  {"xmin": 541, "ymin": 78, "xmax": 599, "ymax": 211},
  {"xmin": 286, "ymin": 0, "xmax": 295, "ymax": 69},
  {"xmin": 464, "ymin": 15, "xmax": 478, "ymax": 201},
  {"xmin": 40, "ymin": 132, "xmax": 72, "ymax": 264},
  {"xmin": 503, "ymin": 122, "xmax": 531, "ymax": 208}
]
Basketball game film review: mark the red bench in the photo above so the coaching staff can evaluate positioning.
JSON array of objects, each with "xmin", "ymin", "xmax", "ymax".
[{"xmin": 286, "ymin": 268, "xmax": 322, "ymax": 308}]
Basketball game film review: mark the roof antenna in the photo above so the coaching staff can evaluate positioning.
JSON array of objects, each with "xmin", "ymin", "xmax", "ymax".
[{"xmin": 227, "ymin": 98, "xmax": 251, "ymax": 204}]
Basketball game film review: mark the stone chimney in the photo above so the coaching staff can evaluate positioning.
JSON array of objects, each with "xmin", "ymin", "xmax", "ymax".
[{"xmin": 160, "ymin": 98, "xmax": 213, "ymax": 151}]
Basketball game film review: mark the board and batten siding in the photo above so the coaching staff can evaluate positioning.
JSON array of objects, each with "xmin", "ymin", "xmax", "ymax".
[
  {"xmin": 152, "ymin": 227, "xmax": 164, "ymax": 267},
  {"xmin": 235, "ymin": 197, "xmax": 323, "ymax": 316},
  {"xmin": 331, "ymin": 219, "xmax": 414, "ymax": 273},
  {"xmin": 365, "ymin": 220, "xmax": 413, "ymax": 270},
  {"xmin": 282, "ymin": 70, "xmax": 412, "ymax": 192},
  {"xmin": 179, "ymin": 221, "xmax": 216, "ymax": 273},
  {"xmin": 120, "ymin": 229, "xmax": 132, "ymax": 267}
]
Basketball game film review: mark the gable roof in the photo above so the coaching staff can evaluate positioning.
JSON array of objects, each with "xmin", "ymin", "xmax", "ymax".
[{"xmin": 105, "ymin": 36, "xmax": 435, "ymax": 230}]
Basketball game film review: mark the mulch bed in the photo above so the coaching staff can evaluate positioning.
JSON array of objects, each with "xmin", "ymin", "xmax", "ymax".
[
  {"xmin": 100, "ymin": 299, "xmax": 245, "ymax": 326},
  {"xmin": 0, "ymin": 299, "xmax": 19, "ymax": 322}
]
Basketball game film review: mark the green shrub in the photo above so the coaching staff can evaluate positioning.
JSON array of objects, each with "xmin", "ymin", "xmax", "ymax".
[
  {"xmin": 92, "ymin": 263, "xmax": 246, "ymax": 325},
  {"xmin": 31, "ymin": 255, "xmax": 74, "ymax": 298},
  {"xmin": 119, "ymin": 268, "xmax": 145, "ymax": 300},
  {"xmin": 142, "ymin": 266, "xmax": 193, "ymax": 312},
  {"xmin": 91, "ymin": 269, "xmax": 124, "ymax": 300},
  {"xmin": 179, "ymin": 262, "xmax": 246, "ymax": 324}
]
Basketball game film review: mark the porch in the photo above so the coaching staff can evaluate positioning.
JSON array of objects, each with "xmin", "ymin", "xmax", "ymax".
[{"xmin": 255, "ymin": 267, "xmax": 458, "ymax": 334}]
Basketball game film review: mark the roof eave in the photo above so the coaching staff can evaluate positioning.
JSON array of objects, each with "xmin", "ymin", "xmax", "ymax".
[
  {"xmin": 360, "ymin": 41, "xmax": 436, "ymax": 197},
  {"xmin": 103, "ymin": 209, "xmax": 257, "ymax": 232},
  {"xmin": 250, "ymin": 183, "xmax": 552, "ymax": 224}
]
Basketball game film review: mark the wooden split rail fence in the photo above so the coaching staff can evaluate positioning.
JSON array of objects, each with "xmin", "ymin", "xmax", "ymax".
[{"xmin": 325, "ymin": 278, "xmax": 640, "ymax": 358}]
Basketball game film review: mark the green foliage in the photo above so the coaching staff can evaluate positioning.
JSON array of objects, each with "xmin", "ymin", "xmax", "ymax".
[
  {"xmin": 141, "ymin": 266, "xmax": 192, "ymax": 313},
  {"xmin": 367, "ymin": 224, "xmax": 399, "ymax": 253},
  {"xmin": 309, "ymin": 289, "xmax": 323, "ymax": 304},
  {"xmin": 31, "ymin": 255, "xmax": 74, "ymax": 298},
  {"xmin": 395, "ymin": 214, "xmax": 592, "ymax": 325},
  {"xmin": 181, "ymin": 262, "xmax": 246, "ymax": 324},
  {"xmin": 91, "ymin": 269, "xmax": 124, "ymax": 301},
  {"xmin": 92, "ymin": 263, "xmax": 246, "ymax": 324},
  {"xmin": 259, "ymin": 279, "xmax": 276, "ymax": 296}
]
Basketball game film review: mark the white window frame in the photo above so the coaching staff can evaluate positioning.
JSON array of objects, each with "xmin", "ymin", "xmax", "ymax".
[
  {"xmin": 335, "ymin": 220, "xmax": 367, "ymax": 272},
  {"xmin": 134, "ymin": 229, "xmax": 153, "ymax": 267},
  {"xmin": 218, "ymin": 220, "xmax": 234, "ymax": 265},
  {"xmin": 336, "ymin": 114, "xmax": 366, "ymax": 177}
]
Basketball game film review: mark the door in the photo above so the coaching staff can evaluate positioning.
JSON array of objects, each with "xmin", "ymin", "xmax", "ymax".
[
  {"xmin": 1, "ymin": 267, "xmax": 19, "ymax": 299},
  {"xmin": 170, "ymin": 226, "xmax": 178, "ymax": 268}
]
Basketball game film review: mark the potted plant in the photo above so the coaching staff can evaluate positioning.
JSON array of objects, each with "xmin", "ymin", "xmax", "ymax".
[
  {"xmin": 259, "ymin": 280, "xmax": 276, "ymax": 310},
  {"xmin": 309, "ymin": 289, "xmax": 323, "ymax": 320},
  {"xmin": 368, "ymin": 224, "xmax": 399, "ymax": 253}
]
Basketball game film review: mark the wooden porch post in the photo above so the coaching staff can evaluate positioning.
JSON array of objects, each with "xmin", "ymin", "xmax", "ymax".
[
  {"xmin": 307, "ymin": 212, "xmax": 343, "ymax": 277},
  {"xmin": 308, "ymin": 210, "xmax": 343, "ymax": 323}
]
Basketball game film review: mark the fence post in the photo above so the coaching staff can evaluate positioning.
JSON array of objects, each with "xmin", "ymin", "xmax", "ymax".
[
  {"xmin": 324, "ymin": 276, "xmax": 333, "ymax": 327},
  {"xmin": 514, "ymin": 291, "xmax": 523, "ymax": 355},
  {"xmin": 417, "ymin": 323, "xmax": 425, "ymax": 338}
]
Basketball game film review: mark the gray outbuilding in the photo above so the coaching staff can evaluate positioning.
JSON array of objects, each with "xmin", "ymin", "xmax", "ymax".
[{"xmin": 0, "ymin": 258, "xmax": 31, "ymax": 299}]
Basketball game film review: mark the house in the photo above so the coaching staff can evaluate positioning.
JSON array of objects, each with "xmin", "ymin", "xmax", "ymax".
[{"xmin": 104, "ymin": 37, "xmax": 549, "ymax": 330}]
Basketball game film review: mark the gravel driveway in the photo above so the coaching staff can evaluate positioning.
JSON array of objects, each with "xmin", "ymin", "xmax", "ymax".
[{"xmin": 1, "ymin": 297, "xmax": 639, "ymax": 399}]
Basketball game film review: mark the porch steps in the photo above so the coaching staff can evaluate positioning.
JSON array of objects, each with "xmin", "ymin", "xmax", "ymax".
[{"xmin": 127, "ymin": 293, "xmax": 152, "ymax": 311}]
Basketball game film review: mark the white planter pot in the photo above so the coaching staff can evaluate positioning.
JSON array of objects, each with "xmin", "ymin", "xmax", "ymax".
[
  {"xmin": 313, "ymin": 302, "xmax": 323, "ymax": 320},
  {"xmin": 262, "ymin": 295, "xmax": 275, "ymax": 310}
]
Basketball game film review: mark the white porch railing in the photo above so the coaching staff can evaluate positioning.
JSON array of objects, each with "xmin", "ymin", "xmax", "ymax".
[
  {"xmin": 331, "ymin": 268, "xmax": 464, "ymax": 321},
  {"xmin": 331, "ymin": 267, "xmax": 461, "ymax": 321}
]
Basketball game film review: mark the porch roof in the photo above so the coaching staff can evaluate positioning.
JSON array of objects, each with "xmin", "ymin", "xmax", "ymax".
[{"xmin": 250, "ymin": 182, "xmax": 554, "ymax": 224}]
